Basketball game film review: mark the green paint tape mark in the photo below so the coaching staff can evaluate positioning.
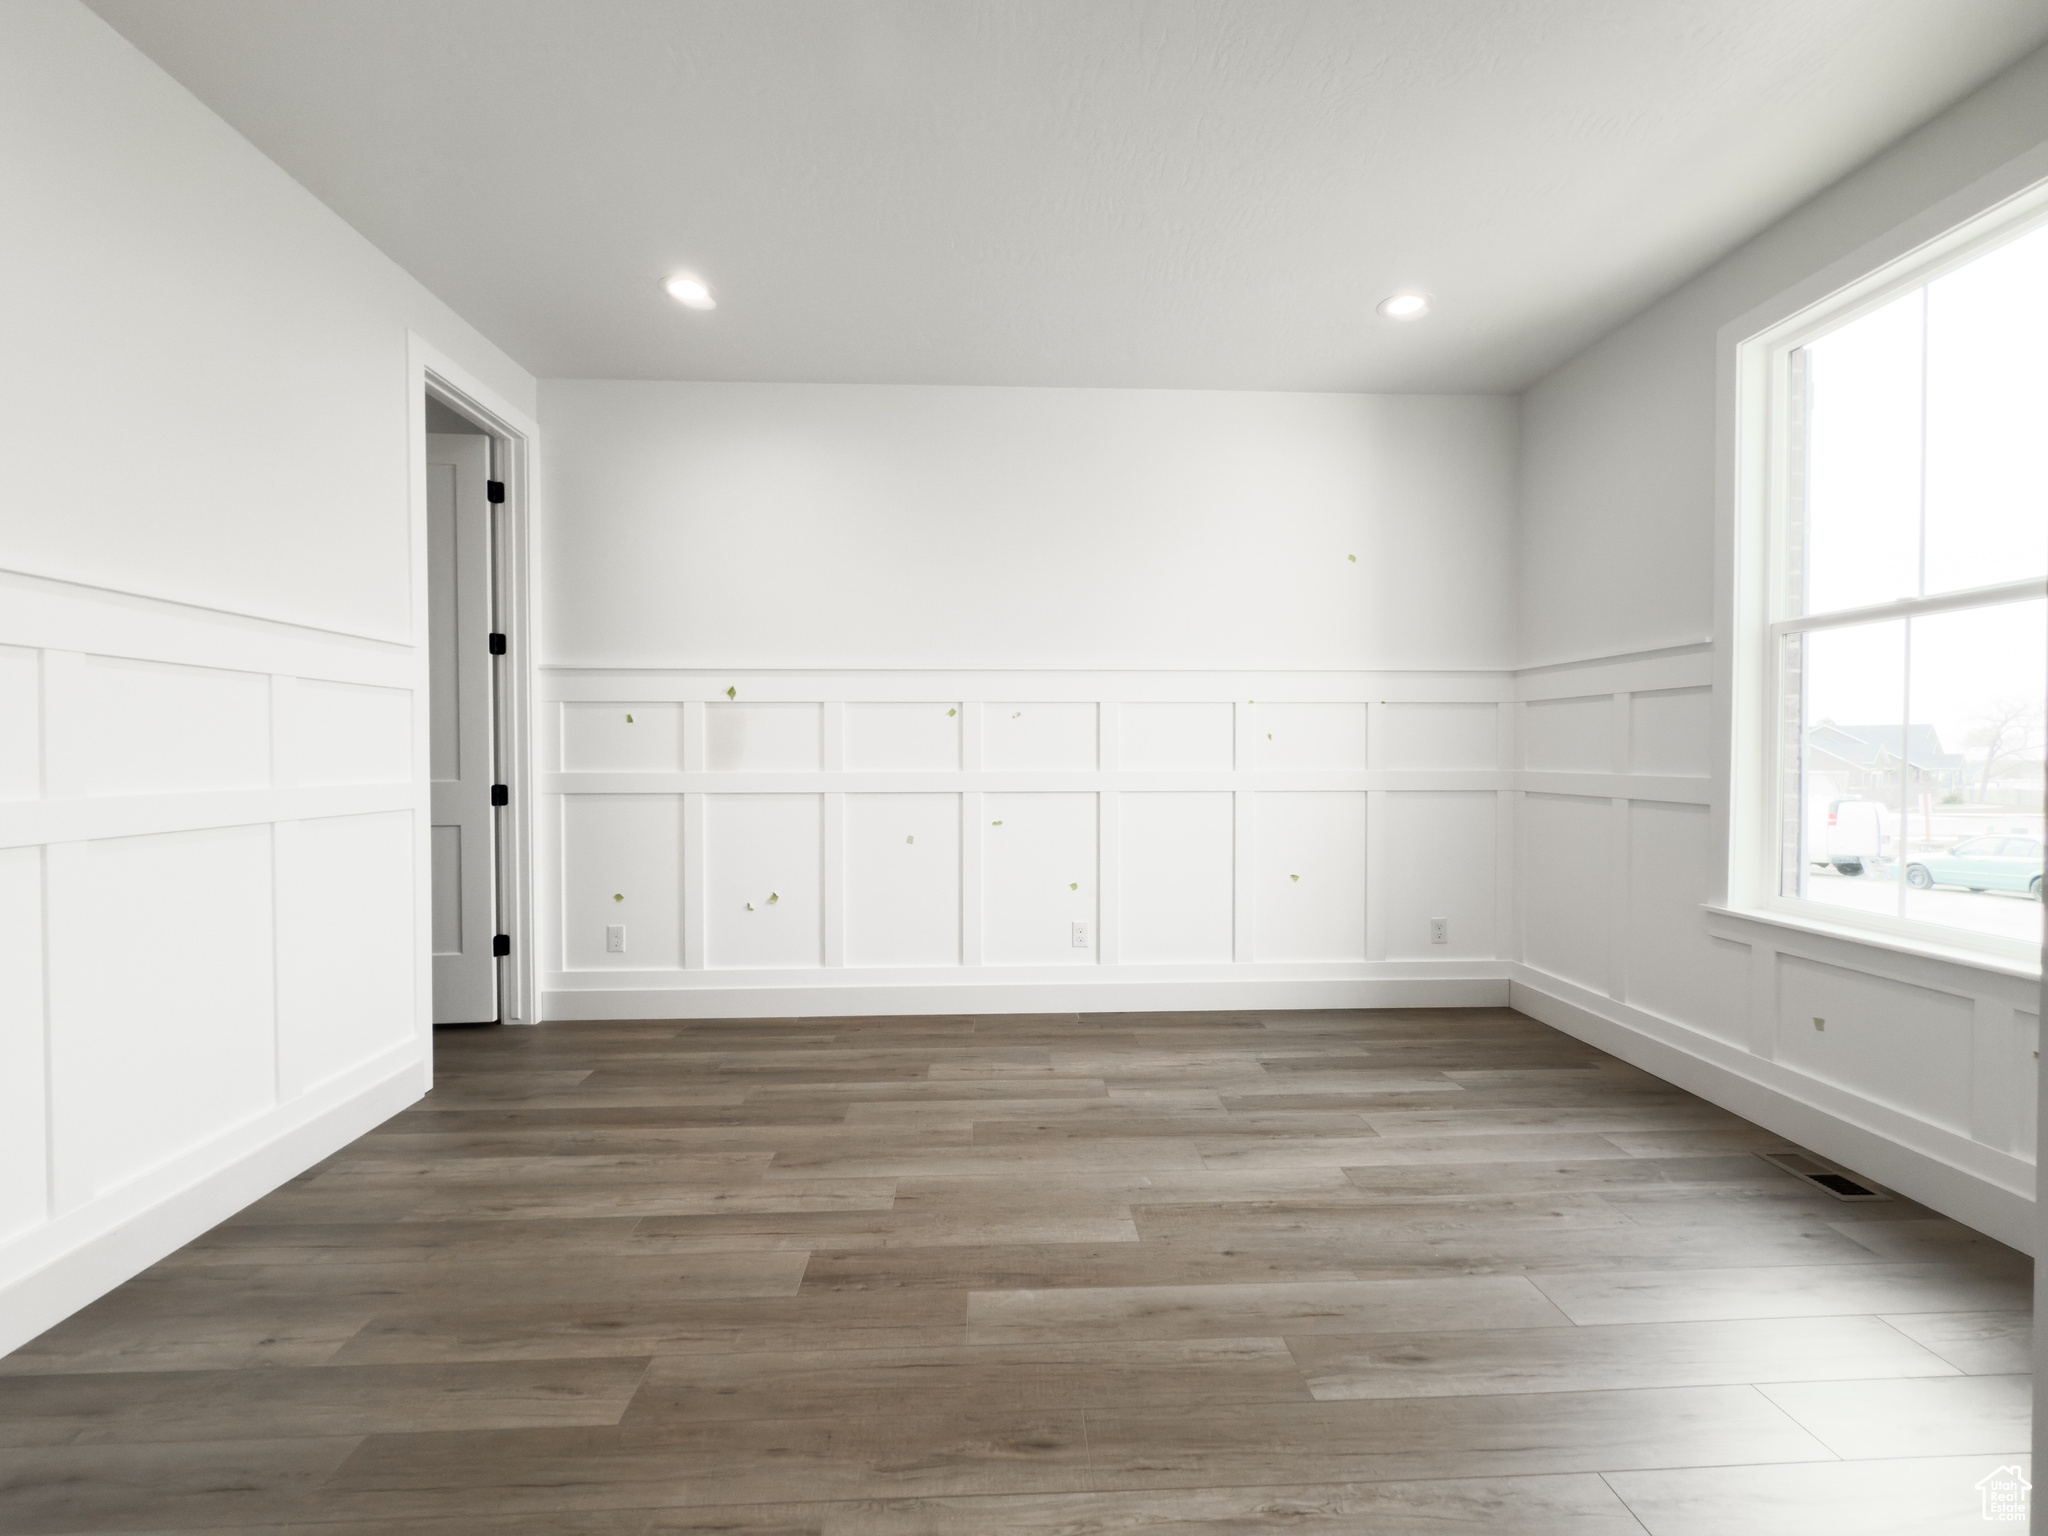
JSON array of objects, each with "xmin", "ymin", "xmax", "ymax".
[
  {"xmin": 1348, "ymin": 554, "xmax": 1356, "ymax": 562},
  {"xmin": 947, "ymin": 708, "xmax": 957, "ymax": 717},
  {"xmin": 767, "ymin": 892, "xmax": 780, "ymax": 905},
  {"xmin": 1290, "ymin": 874, "xmax": 1299, "ymax": 882},
  {"xmin": 1069, "ymin": 882, "xmax": 1078, "ymax": 891},
  {"xmin": 726, "ymin": 685, "xmax": 737, "ymax": 700},
  {"xmin": 906, "ymin": 835, "xmax": 915, "ymax": 844},
  {"xmin": 625, "ymin": 713, "xmax": 634, "ymax": 723},
  {"xmin": 613, "ymin": 893, "xmax": 623, "ymax": 902}
]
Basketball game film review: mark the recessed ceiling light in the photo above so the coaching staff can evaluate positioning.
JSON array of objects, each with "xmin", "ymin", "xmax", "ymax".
[
  {"xmin": 664, "ymin": 274, "xmax": 716, "ymax": 310},
  {"xmin": 1377, "ymin": 291, "xmax": 1431, "ymax": 320}
]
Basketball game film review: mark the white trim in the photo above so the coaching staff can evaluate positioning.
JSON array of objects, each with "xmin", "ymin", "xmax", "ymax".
[
  {"xmin": 1723, "ymin": 161, "xmax": 2048, "ymax": 975},
  {"xmin": 0, "ymin": 567, "xmax": 412, "ymax": 684},
  {"xmin": 409, "ymin": 335, "xmax": 543, "ymax": 1028},
  {"xmin": 544, "ymin": 667, "xmax": 1518, "ymax": 703},
  {"xmin": 1748, "ymin": 892, "xmax": 2042, "ymax": 972},
  {"xmin": 1769, "ymin": 577, "xmax": 2047, "ymax": 638},
  {"xmin": 1, "ymin": 1051, "xmax": 426, "ymax": 1358},
  {"xmin": 1511, "ymin": 969, "xmax": 2034, "ymax": 1253},
  {"xmin": 1705, "ymin": 905, "xmax": 2039, "ymax": 997},
  {"xmin": 544, "ymin": 971, "xmax": 1511, "ymax": 1022}
]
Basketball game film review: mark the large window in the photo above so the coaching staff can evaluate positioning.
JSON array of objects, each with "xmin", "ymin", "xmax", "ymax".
[{"xmin": 1759, "ymin": 211, "xmax": 2048, "ymax": 959}]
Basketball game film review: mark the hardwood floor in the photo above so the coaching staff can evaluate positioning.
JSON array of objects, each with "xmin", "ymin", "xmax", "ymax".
[{"xmin": 0, "ymin": 1006, "xmax": 2031, "ymax": 1533}]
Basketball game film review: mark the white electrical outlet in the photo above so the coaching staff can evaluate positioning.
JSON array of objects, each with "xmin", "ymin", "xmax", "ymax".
[
  {"xmin": 1071, "ymin": 921, "xmax": 1091, "ymax": 948},
  {"xmin": 1429, "ymin": 917, "xmax": 1448, "ymax": 945},
  {"xmin": 605, "ymin": 924, "xmax": 626, "ymax": 954}
]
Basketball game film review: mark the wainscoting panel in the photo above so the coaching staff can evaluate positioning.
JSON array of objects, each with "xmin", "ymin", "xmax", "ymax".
[
  {"xmin": 563, "ymin": 793, "xmax": 684, "ymax": 970},
  {"xmin": 1373, "ymin": 701, "xmax": 1497, "ymax": 771},
  {"xmin": 540, "ymin": 671, "xmax": 1521, "ymax": 1016},
  {"xmin": 1506, "ymin": 642, "xmax": 2040, "ymax": 1252},
  {"xmin": 705, "ymin": 793, "xmax": 824, "ymax": 968},
  {"xmin": 0, "ymin": 567, "xmax": 430, "ymax": 1357},
  {"xmin": 844, "ymin": 792, "xmax": 961, "ymax": 967},
  {"xmin": 1118, "ymin": 791, "xmax": 1235, "ymax": 964},
  {"xmin": 982, "ymin": 790, "xmax": 1099, "ymax": 966},
  {"xmin": 1381, "ymin": 790, "xmax": 1497, "ymax": 959}
]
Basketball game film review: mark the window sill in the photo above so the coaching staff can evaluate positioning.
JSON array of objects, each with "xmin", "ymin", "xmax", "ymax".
[{"xmin": 1703, "ymin": 903, "xmax": 2041, "ymax": 984}]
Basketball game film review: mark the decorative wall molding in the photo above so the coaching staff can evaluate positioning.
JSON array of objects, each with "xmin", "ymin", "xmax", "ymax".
[
  {"xmin": 538, "ymin": 667, "xmax": 1527, "ymax": 1018},
  {"xmin": 0, "ymin": 568, "xmax": 428, "ymax": 1357},
  {"xmin": 1513, "ymin": 970, "xmax": 2034, "ymax": 1252},
  {"xmin": 1507, "ymin": 645, "xmax": 2037, "ymax": 1255}
]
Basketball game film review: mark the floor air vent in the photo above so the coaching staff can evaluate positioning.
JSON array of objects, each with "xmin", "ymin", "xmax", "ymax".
[{"xmin": 1757, "ymin": 1150, "xmax": 1891, "ymax": 1201}]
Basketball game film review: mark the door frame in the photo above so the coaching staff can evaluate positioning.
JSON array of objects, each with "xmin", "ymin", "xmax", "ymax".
[{"xmin": 408, "ymin": 334, "xmax": 540, "ymax": 1028}]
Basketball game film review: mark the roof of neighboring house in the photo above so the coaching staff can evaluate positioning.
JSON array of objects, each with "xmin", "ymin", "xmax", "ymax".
[{"xmin": 1807, "ymin": 723, "xmax": 1961, "ymax": 770}]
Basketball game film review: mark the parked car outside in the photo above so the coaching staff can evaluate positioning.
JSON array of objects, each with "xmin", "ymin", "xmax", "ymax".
[{"xmin": 1904, "ymin": 836, "xmax": 2045, "ymax": 898}]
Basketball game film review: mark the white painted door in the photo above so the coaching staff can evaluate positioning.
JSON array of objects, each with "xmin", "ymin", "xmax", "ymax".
[{"xmin": 428, "ymin": 432, "xmax": 498, "ymax": 1023}]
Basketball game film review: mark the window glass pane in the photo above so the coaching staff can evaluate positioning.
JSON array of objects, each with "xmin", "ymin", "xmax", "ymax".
[
  {"xmin": 1901, "ymin": 599, "xmax": 2046, "ymax": 944},
  {"xmin": 1794, "ymin": 620, "xmax": 1904, "ymax": 919},
  {"xmin": 1800, "ymin": 291, "xmax": 1922, "ymax": 616},
  {"xmin": 1924, "ymin": 221, "xmax": 2048, "ymax": 596}
]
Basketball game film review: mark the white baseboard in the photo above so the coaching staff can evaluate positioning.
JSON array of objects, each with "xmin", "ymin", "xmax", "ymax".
[
  {"xmin": 1511, "ymin": 970, "xmax": 2035, "ymax": 1254},
  {"xmin": 0, "ymin": 1049, "xmax": 427, "ymax": 1359},
  {"xmin": 544, "ymin": 972, "xmax": 1512, "ymax": 1021}
]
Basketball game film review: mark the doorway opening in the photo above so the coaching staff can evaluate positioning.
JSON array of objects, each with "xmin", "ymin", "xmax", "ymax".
[{"xmin": 420, "ymin": 367, "xmax": 535, "ymax": 1028}]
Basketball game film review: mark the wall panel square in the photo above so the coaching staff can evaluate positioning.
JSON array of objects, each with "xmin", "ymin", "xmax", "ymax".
[
  {"xmin": 1522, "ymin": 694, "xmax": 1610, "ymax": 772},
  {"xmin": 1374, "ymin": 702, "xmax": 1497, "ymax": 770},
  {"xmin": 984, "ymin": 703, "xmax": 1096, "ymax": 771},
  {"xmin": 0, "ymin": 645, "xmax": 38, "ymax": 799},
  {"xmin": 983, "ymin": 792, "xmax": 1097, "ymax": 965},
  {"xmin": 1254, "ymin": 790, "xmax": 1365, "ymax": 960},
  {"xmin": 707, "ymin": 794, "xmax": 823, "ymax": 968},
  {"xmin": 0, "ymin": 847, "xmax": 45, "ymax": 1241},
  {"xmin": 1630, "ymin": 686, "xmax": 1712, "ymax": 777},
  {"xmin": 562, "ymin": 702, "xmax": 685, "ymax": 772},
  {"xmin": 1120, "ymin": 703, "xmax": 1233, "ymax": 771},
  {"xmin": 845, "ymin": 793, "xmax": 961, "ymax": 966},
  {"xmin": 293, "ymin": 680, "xmax": 410, "ymax": 785},
  {"xmin": 1382, "ymin": 791, "xmax": 1496, "ymax": 958},
  {"xmin": 278, "ymin": 811, "xmax": 413, "ymax": 1094},
  {"xmin": 1254, "ymin": 703, "xmax": 1367, "ymax": 771},
  {"xmin": 844, "ymin": 703, "xmax": 961, "ymax": 771},
  {"xmin": 80, "ymin": 655, "xmax": 269, "ymax": 796},
  {"xmin": 1521, "ymin": 791, "xmax": 1610, "ymax": 991},
  {"xmin": 1120, "ymin": 791, "xmax": 1234, "ymax": 963},
  {"xmin": 563, "ymin": 794, "xmax": 683, "ymax": 969},
  {"xmin": 704, "ymin": 702, "xmax": 821, "ymax": 771},
  {"xmin": 1776, "ymin": 955, "xmax": 1972, "ymax": 1134},
  {"xmin": 2016, "ymin": 1009, "xmax": 2040, "ymax": 1158},
  {"xmin": 49, "ymin": 825, "xmax": 275, "ymax": 1207},
  {"xmin": 1626, "ymin": 801, "xmax": 1746, "ymax": 1043}
]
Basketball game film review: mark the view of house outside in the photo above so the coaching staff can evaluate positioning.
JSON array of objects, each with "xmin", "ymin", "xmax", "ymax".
[{"xmin": 1784, "ymin": 218, "xmax": 2048, "ymax": 944}]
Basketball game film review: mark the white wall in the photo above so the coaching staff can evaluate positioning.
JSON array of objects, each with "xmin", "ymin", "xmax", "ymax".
[
  {"xmin": 1511, "ymin": 42, "xmax": 2048, "ymax": 1249},
  {"xmin": 541, "ymin": 382, "xmax": 1516, "ymax": 671},
  {"xmin": 0, "ymin": 1, "xmax": 535, "ymax": 1355},
  {"xmin": 538, "ymin": 382, "xmax": 1520, "ymax": 1019}
]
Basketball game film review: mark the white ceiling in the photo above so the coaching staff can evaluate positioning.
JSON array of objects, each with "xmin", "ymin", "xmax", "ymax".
[{"xmin": 87, "ymin": 0, "xmax": 2048, "ymax": 392}]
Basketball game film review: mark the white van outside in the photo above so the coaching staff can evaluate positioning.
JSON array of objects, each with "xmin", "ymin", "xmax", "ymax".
[{"xmin": 1808, "ymin": 797, "xmax": 1889, "ymax": 876}]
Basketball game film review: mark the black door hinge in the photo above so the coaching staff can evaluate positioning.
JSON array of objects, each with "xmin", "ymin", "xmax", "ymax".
[
  {"xmin": 486, "ymin": 479, "xmax": 505, "ymax": 504},
  {"xmin": 493, "ymin": 934, "xmax": 511, "ymax": 957},
  {"xmin": 488, "ymin": 632, "xmax": 506, "ymax": 655},
  {"xmin": 491, "ymin": 784, "xmax": 508, "ymax": 807}
]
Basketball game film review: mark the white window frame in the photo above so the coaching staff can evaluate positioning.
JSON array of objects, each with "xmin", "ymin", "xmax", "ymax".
[{"xmin": 1730, "ymin": 183, "xmax": 2048, "ymax": 971}]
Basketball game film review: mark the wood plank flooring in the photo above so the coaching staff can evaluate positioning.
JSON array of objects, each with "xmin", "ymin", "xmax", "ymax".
[{"xmin": 0, "ymin": 1006, "xmax": 2031, "ymax": 1533}]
